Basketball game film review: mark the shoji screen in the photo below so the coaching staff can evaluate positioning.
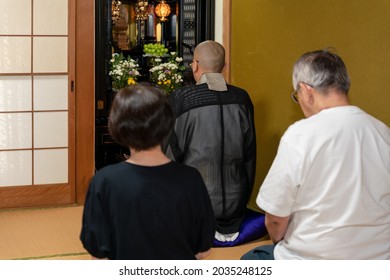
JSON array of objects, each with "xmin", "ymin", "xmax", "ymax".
[{"xmin": 0, "ymin": 0, "xmax": 71, "ymax": 193}]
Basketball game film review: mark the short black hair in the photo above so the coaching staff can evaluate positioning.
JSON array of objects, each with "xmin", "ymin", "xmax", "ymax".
[{"xmin": 109, "ymin": 83, "xmax": 174, "ymax": 151}]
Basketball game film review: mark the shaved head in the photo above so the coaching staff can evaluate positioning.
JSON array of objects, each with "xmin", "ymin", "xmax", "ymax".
[{"xmin": 194, "ymin": 41, "xmax": 225, "ymax": 72}]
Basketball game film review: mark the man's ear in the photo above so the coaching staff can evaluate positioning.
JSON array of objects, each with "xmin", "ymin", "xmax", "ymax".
[
  {"xmin": 302, "ymin": 83, "xmax": 315, "ymax": 105},
  {"xmin": 193, "ymin": 62, "xmax": 199, "ymax": 72},
  {"xmin": 222, "ymin": 61, "xmax": 227, "ymax": 73},
  {"xmin": 192, "ymin": 63, "xmax": 201, "ymax": 82}
]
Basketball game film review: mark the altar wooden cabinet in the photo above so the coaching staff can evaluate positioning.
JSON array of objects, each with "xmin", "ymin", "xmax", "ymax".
[{"xmin": 95, "ymin": 0, "xmax": 215, "ymax": 170}]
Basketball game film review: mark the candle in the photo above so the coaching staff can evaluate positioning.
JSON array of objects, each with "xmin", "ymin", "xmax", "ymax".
[{"xmin": 156, "ymin": 23, "xmax": 162, "ymax": 42}]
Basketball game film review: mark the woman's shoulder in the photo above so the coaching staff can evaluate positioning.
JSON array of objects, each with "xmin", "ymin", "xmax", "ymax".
[
  {"xmin": 167, "ymin": 161, "xmax": 201, "ymax": 175},
  {"xmin": 92, "ymin": 162, "xmax": 129, "ymax": 180},
  {"xmin": 165, "ymin": 162, "xmax": 205, "ymax": 185}
]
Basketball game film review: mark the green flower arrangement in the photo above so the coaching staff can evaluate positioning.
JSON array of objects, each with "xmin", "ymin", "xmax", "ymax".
[
  {"xmin": 148, "ymin": 52, "xmax": 186, "ymax": 95},
  {"xmin": 109, "ymin": 53, "xmax": 140, "ymax": 90}
]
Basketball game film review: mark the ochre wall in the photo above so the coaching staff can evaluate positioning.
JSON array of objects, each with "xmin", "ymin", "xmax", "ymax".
[{"xmin": 230, "ymin": 0, "xmax": 390, "ymax": 210}]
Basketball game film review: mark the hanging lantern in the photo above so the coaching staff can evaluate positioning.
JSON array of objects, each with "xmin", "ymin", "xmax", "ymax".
[{"xmin": 155, "ymin": 0, "xmax": 171, "ymax": 22}]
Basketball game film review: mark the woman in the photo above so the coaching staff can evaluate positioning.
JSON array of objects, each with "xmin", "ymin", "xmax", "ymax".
[{"xmin": 80, "ymin": 83, "xmax": 215, "ymax": 260}]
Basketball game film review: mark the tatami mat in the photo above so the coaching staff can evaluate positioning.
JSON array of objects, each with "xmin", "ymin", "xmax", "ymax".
[
  {"xmin": 0, "ymin": 206, "xmax": 88, "ymax": 260},
  {"xmin": 0, "ymin": 205, "xmax": 270, "ymax": 260}
]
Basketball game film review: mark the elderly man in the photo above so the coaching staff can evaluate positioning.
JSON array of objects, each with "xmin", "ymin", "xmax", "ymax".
[
  {"xmin": 242, "ymin": 49, "xmax": 390, "ymax": 260},
  {"xmin": 165, "ymin": 40, "xmax": 257, "ymax": 242}
]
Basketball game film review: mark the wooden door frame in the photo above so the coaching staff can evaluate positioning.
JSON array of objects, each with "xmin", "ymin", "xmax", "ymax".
[
  {"xmin": 222, "ymin": 0, "xmax": 231, "ymax": 83},
  {"xmin": 74, "ymin": 0, "xmax": 95, "ymax": 204}
]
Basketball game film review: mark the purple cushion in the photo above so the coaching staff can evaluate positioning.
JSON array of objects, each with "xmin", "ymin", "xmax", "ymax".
[{"xmin": 213, "ymin": 209, "xmax": 267, "ymax": 247}]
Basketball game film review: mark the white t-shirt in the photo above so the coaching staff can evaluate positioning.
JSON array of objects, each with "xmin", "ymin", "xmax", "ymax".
[{"xmin": 258, "ymin": 106, "xmax": 390, "ymax": 259}]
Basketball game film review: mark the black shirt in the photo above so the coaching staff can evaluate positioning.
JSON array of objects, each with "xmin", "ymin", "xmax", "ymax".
[{"xmin": 80, "ymin": 161, "xmax": 215, "ymax": 260}]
